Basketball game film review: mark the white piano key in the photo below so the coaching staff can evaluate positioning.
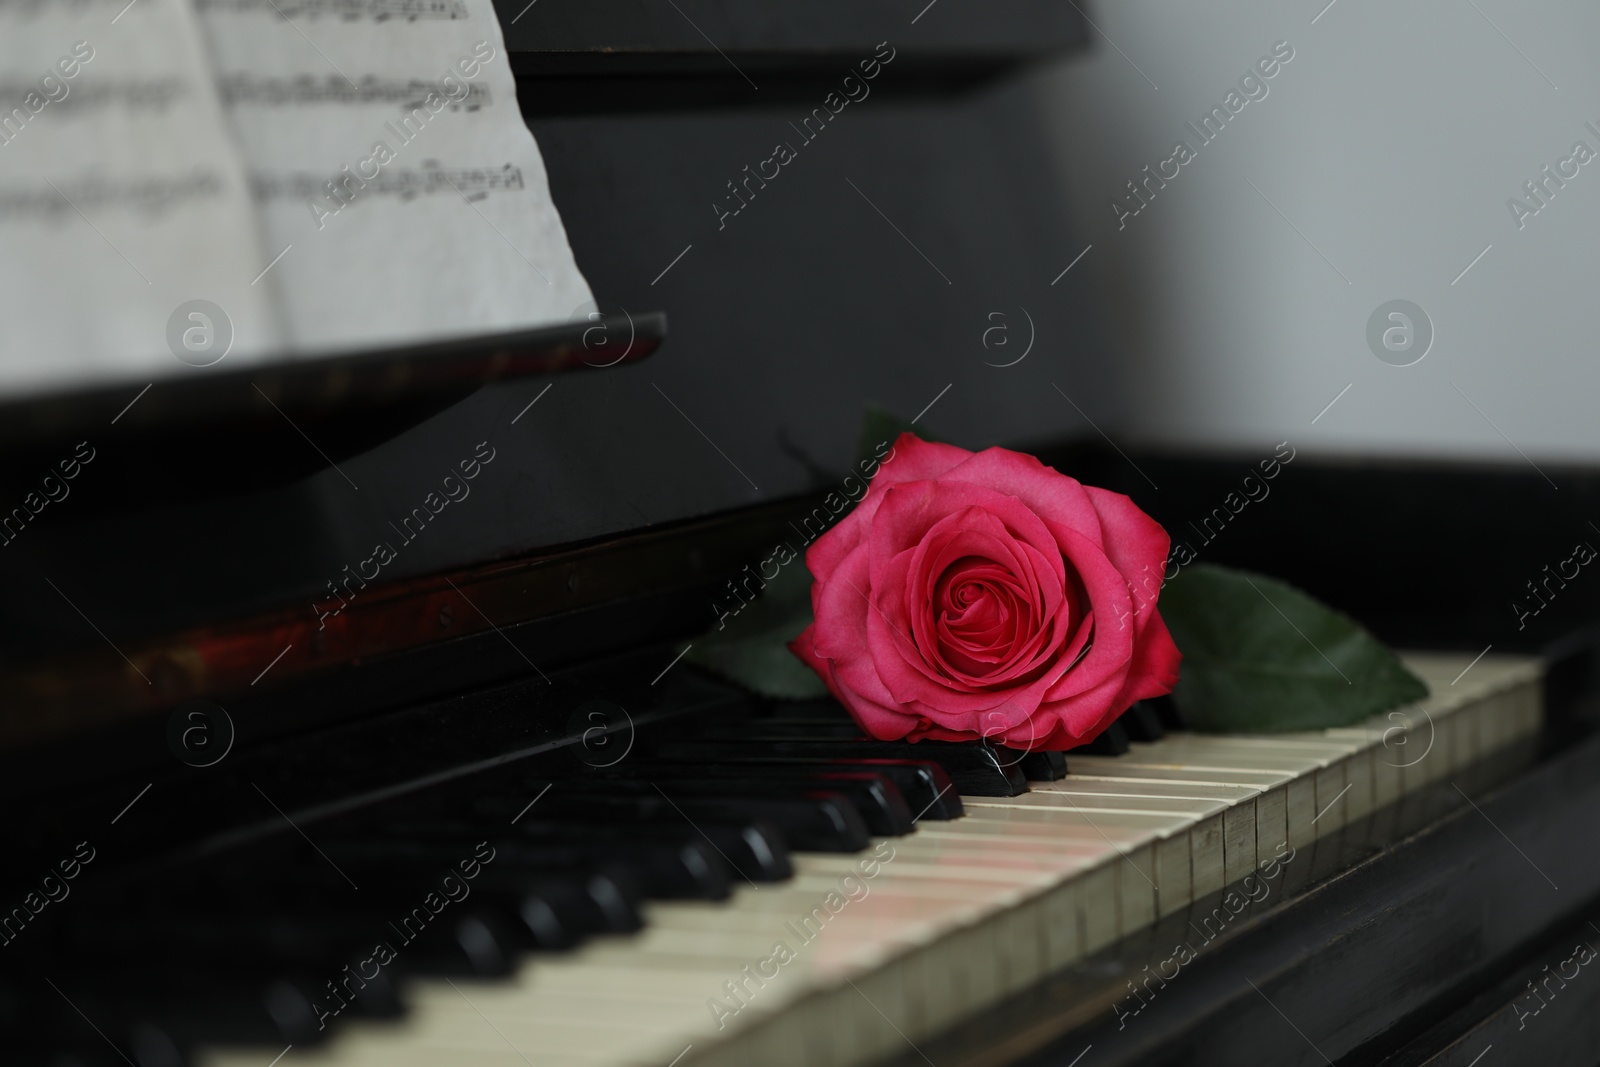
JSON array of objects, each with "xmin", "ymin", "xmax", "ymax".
[{"xmin": 202, "ymin": 653, "xmax": 1542, "ymax": 1067}]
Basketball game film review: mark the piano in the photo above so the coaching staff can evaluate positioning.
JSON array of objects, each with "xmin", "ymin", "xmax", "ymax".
[{"xmin": 5, "ymin": 3, "xmax": 1600, "ymax": 1067}]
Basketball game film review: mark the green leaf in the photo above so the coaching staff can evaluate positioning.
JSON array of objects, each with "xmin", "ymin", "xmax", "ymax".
[
  {"xmin": 1160, "ymin": 563, "xmax": 1429, "ymax": 733},
  {"xmin": 685, "ymin": 555, "xmax": 829, "ymax": 700}
]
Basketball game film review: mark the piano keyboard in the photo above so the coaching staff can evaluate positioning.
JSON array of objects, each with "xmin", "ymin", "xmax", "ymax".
[{"xmin": 197, "ymin": 652, "xmax": 1541, "ymax": 1067}]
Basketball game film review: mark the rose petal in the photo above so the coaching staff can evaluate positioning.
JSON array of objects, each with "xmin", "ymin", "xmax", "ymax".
[{"xmin": 805, "ymin": 432, "xmax": 972, "ymax": 583}]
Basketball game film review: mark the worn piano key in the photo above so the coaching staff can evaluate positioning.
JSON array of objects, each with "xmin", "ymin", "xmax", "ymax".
[
  {"xmin": 191, "ymin": 653, "xmax": 1541, "ymax": 1067},
  {"xmin": 1034, "ymin": 777, "xmax": 1262, "ymax": 883},
  {"xmin": 1115, "ymin": 738, "xmax": 1335, "ymax": 848}
]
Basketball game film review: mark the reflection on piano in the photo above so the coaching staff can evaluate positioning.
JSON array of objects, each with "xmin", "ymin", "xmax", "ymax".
[{"xmin": 7, "ymin": 2, "xmax": 1600, "ymax": 1067}]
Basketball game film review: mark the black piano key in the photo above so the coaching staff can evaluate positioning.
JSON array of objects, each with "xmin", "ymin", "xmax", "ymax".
[
  {"xmin": 459, "ymin": 799, "xmax": 792, "ymax": 882},
  {"xmin": 36, "ymin": 970, "xmax": 327, "ymax": 1048},
  {"xmin": 14, "ymin": 1043, "xmax": 157, "ymax": 1067},
  {"xmin": 626, "ymin": 756, "xmax": 964, "ymax": 821},
  {"xmin": 330, "ymin": 826, "xmax": 735, "ymax": 900},
  {"xmin": 1120, "ymin": 700, "xmax": 1167, "ymax": 742},
  {"xmin": 470, "ymin": 867, "xmax": 645, "ymax": 939},
  {"xmin": 608, "ymin": 788, "xmax": 872, "ymax": 853},
  {"xmin": 485, "ymin": 782, "xmax": 872, "ymax": 854},
  {"xmin": 61, "ymin": 905, "xmax": 370, "ymax": 957},
  {"xmin": 806, "ymin": 771, "xmax": 913, "ymax": 834},
  {"xmin": 403, "ymin": 906, "xmax": 522, "ymax": 977},
  {"xmin": 1073, "ymin": 719, "xmax": 1132, "ymax": 756},
  {"xmin": 654, "ymin": 738, "xmax": 1029, "ymax": 796},
  {"xmin": 451, "ymin": 796, "xmax": 793, "ymax": 883},
  {"xmin": 1008, "ymin": 749, "xmax": 1069, "ymax": 781},
  {"xmin": 1146, "ymin": 693, "xmax": 1190, "ymax": 731},
  {"xmin": 588, "ymin": 768, "xmax": 913, "ymax": 837}
]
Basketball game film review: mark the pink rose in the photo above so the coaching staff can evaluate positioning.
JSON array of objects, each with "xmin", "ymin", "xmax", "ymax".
[{"xmin": 789, "ymin": 433, "xmax": 1181, "ymax": 750}]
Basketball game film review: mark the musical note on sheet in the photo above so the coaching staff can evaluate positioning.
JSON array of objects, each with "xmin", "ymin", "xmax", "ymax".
[
  {"xmin": 192, "ymin": 0, "xmax": 469, "ymax": 22},
  {"xmin": 0, "ymin": 78, "xmax": 188, "ymax": 113},
  {"xmin": 220, "ymin": 74, "xmax": 490, "ymax": 111},
  {"xmin": 0, "ymin": 0, "xmax": 284, "ymax": 395},
  {"xmin": 0, "ymin": 0, "xmax": 592, "ymax": 395},
  {"xmin": 195, "ymin": 0, "xmax": 593, "ymax": 354},
  {"xmin": 253, "ymin": 162, "xmax": 522, "ymax": 204}
]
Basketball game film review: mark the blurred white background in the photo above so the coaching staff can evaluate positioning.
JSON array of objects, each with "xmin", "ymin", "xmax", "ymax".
[{"xmin": 1032, "ymin": 0, "xmax": 1600, "ymax": 463}]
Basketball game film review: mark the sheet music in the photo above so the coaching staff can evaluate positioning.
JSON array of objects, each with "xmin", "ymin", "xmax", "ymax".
[
  {"xmin": 0, "ymin": 0, "xmax": 284, "ymax": 394},
  {"xmin": 193, "ymin": 0, "xmax": 593, "ymax": 353},
  {"xmin": 0, "ymin": 0, "xmax": 593, "ymax": 395}
]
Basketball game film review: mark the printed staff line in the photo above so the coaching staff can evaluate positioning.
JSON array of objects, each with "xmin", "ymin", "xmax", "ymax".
[
  {"xmin": 1452, "ymin": 243, "xmax": 1493, "ymax": 286},
  {"xmin": 261, "ymin": 0, "xmax": 359, "ymax": 89},
  {"xmin": 1452, "ymin": 644, "xmax": 1493, "ymax": 685},
  {"xmin": 442, "ymin": 174, "xmax": 551, "ymax": 284},
  {"xmin": 1452, "ymin": 782, "xmax": 1559, "ymax": 890},
  {"xmin": 1051, "ymin": 244, "xmax": 1092, "ymax": 285},
  {"xmin": 652, "ymin": 243, "xmax": 693, "ymax": 286},
  {"xmin": 252, "ymin": 643, "xmax": 293, "ymax": 685},
  {"xmin": 1051, "ymin": 382, "xmax": 1158, "ymax": 490},
  {"xmin": 110, "ymin": 782, "xmax": 152, "ymax": 825},
  {"xmin": 111, "ymin": 383, "xmax": 152, "ymax": 425},
  {"xmin": 42, "ymin": 574, "xmax": 151, "ymax": 685},
  {"xmin": 1311, "ymin": 382, "xmax": 1352, "ymax": 425},
  {"xmin": 252, "ymin": 384, "xmax": 360, "ymax": 490},
  {"xmin": 845, "ymin": 177, "xmax": 951, "ymax": 284}
]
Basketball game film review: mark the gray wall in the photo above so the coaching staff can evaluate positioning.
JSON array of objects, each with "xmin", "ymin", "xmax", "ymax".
[{"xmin": 1032, "ymin": 0, "xmax": 1600, "ymax": 463}]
